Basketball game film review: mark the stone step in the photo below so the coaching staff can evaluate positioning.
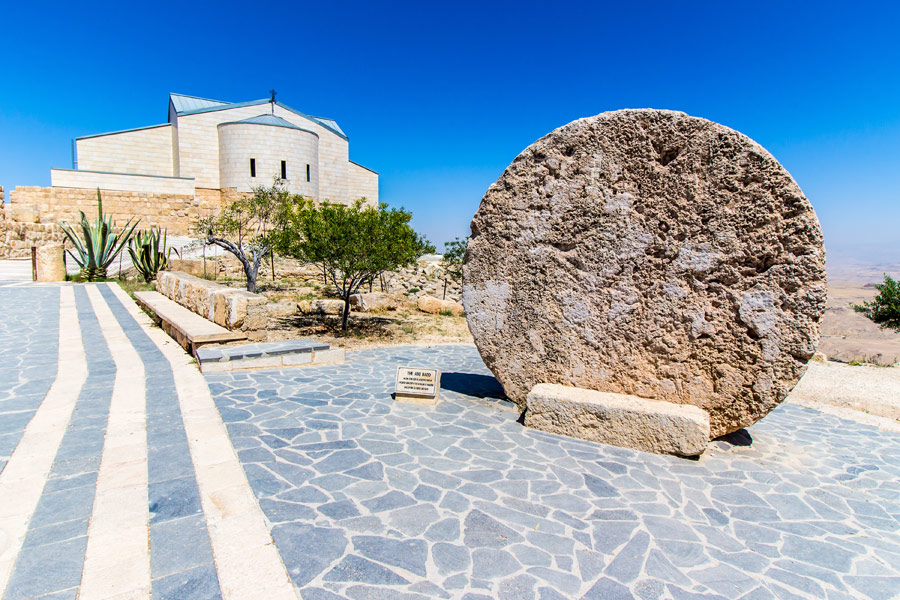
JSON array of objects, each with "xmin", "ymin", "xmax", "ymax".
[
  {"xmin": 195, "ymin": 339, "xmax": 344, "ymax": 372},
  {"xmin": 134, "ymin": 290, "xmax": 247, "ymax": 353}
]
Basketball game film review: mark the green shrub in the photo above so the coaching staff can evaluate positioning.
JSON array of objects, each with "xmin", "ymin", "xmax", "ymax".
[
  {"xmin": 278, "ymin": 199, "xmax": 434, "ymax": 330},
  {"xmin": 853, "ymin": 274, "xmax": 900, "ymax": 332}
]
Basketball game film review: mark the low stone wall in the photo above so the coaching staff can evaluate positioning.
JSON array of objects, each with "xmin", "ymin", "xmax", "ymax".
[
  {"xmin": 7, "ymin": 186, "xmax": 229, "ymax": 236},
  {"xmin": 0, "ymin": 204, "xmax": 65, "ymax": 259},
  {"xmin": 156, "ymin": 271, "xmax": 270, "ymax": 341}
]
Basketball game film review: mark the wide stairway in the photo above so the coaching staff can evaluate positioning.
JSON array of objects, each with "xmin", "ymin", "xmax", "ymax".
[{"xmin": 0, "ymin": 282, "xmax": 298, "ymax": 600}]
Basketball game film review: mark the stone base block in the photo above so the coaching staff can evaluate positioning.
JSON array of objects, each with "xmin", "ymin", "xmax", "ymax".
[
  {"xmin": 196, "ymin": 339, "xmax": 343, "ymax": 373},
  {"xmin": 36, "ymin": 243, "xmax": 65, "ymax": 281},
  {"xmin": 524, "ymin": 384, "xmax": 710, "ymax": 456},
  {"xmin": 395, "ymin": 392, "xmax": 440, "ymax": 406},
  {"xmin": 311, "ymin": 348, "xmax": 345, "ymax": 365}
]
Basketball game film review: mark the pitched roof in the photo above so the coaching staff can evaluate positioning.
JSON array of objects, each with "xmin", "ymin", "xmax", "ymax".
[
  {"xmin": 220, "ymin": 114, "xmax": 317, "ymax": 135},
  {"xmin": 169, "ymin": 93, "xmax": 228, "ymax": 113},
  {"xmin": 310, "ymin": 116, "xmax": 345, "ymax": 137},
  {"xmin": 168, "ymin": 93, "xmax": 348, "ymax": 140}
]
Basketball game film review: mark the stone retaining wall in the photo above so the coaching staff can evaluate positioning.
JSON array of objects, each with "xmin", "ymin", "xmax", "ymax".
[
  {"xmin": 0, "ymin": 203, "xmax": 65, "ymax": 258},
  {"xmin": 7, "ymin": 186, "xmax": 229, "ymax": 236},
  {"xmin": 156, "ymin": 271, "xmax": 270, "ymax": 341}
]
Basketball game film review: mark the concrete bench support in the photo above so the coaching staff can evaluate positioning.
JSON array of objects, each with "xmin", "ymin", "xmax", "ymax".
[
  {"xmin": 525, "ymin": 383, "xmax": 711, "ymax": 456},
  {"xmin": 134, "ymin": 291, "xmax": 247, "ymax": 354},
  {"xmin": 196, "ymin": 340, "xmax": 344, "ymax": 373}
]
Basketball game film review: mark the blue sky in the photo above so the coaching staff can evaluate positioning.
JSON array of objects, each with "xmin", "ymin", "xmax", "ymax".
[{"xmin": 1, "ymin": 1, "xmax": 898, "ymax": 264}]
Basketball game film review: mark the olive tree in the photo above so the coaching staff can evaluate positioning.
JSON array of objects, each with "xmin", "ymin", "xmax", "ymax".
[
  {"xmin": 195, "ymin": 181, "xmax": 295, "ymax": 292},
  {"xmin": 854, "ymin": 274, "xmax": 900, "ymax": 332},
  {"xmin": 285, "ymin": 200, "xmax": 433, "ymax": 330},
  {"xmin": 441, "ymin": 236, "xmax": 467, "ymax": 299}
]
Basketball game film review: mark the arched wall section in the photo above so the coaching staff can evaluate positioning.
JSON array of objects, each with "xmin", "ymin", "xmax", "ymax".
[{"xmin": 217, "ymin": 123, "xmax": 319, "ymax": 196}]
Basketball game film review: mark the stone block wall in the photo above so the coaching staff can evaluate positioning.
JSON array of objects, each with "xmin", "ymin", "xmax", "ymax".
[
  {"xmin": 348, "ymin": 161, "xmax": 379, "ymax": 206},
  {"xmin": 156, "ymin": 270, "xmax": 271, "ymax": 341},
  {"xmin": 76, "ymin": 124, "xmax": 176, "ymax": 176},
  {"xmin": 175, "ymin": 104, "xmax": 354, "ymax": 203},
  {"xmin": 0, "ymin": 203, "xmax": 64, "ymax": 259},
  {"xmin": 7, "ymin": 186, "xmax": 227, "ymax": 236},
  {"xmin": 51, "ymin": 169, "xmax": 195, "ymax": 195},
  {"xmin": 218, "ymin": 122, "xmax": 319, "ymax": 197}
]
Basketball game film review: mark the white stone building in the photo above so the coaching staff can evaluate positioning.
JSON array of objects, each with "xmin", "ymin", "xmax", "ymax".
[{"xmin": 52, "ymin": 93, "xmax": 378, "ymax": 204}]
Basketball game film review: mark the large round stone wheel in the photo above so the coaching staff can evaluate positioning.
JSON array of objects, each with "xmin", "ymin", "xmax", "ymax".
[{"xmin": 463, "ymin": 109, "xmax": 826, "ymax": 438}]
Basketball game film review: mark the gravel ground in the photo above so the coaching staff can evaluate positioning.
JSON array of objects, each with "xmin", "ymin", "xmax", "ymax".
[{"xmin": 788, "ymin": 361, "xmax": 900, "ymax": 425}]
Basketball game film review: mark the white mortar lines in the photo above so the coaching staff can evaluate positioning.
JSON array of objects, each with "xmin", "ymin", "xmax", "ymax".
[
  {"xmin": 106, "ymin": 283, "xmax": 298, "ymax": 599},
  {"xmin": 0, "ymin": 286, "xmax": 87, "ymax": 596},
  {"xmin": 80, "ymin": 285, "xmax": 150, "ymax": 599}
]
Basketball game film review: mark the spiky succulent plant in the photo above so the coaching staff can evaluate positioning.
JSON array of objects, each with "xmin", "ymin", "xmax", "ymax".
[{"xmin": 59, "ymin": 188, "xmax": 139, "ymax": 281}]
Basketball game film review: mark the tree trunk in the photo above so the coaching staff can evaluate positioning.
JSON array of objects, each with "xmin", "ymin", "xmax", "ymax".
[
  {"xmin": 341, "ymin": 296, "xmax": 351, "ymax": 331},
  {"xmin": 271, "ymin": 252, "xmax": 276, "ymax": 281},
  {"xmin": 240, "ymin": 254, "xmax": 258, "ymax": 293},
  {"xmin": 443, "ymin": 277, "xmax": 448, "ymax": 300}
]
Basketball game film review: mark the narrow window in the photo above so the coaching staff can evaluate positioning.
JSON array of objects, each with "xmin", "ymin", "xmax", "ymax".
[
  {"xmin": 281, "ymin": 160, "xmax": 287, "ymax": 179},
  {"xmin": 250, "ymin": 158, "xmax": 256, "ymax": 177},
  {"xmin": 306, "ymin": 164, "xmax": 310, "ymax": 182}
]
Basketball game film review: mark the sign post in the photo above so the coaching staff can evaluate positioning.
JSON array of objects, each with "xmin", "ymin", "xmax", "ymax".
[{"xmin": 395, "ymin": 366, "xmax": 441, "ymax": 405}]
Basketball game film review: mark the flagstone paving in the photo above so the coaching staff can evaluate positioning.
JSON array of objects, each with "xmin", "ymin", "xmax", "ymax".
[
  {"xmin": 208, "ymin": 346, "xmax": 900, "ymax": 600},
  {"xmin": 0, "ymin": 279, "xmax": 899, "ymax": 600},
  {"xmin": 0, "ymin": 285, "xmax": 59, "ymax": 476}
]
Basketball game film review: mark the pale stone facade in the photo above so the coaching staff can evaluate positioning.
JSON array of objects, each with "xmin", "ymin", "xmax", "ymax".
[
  {"xmin": 76, "ymin": 124, "xmax": 177, "ymax": 176},
  {"xmin": 4, "ymin": 93, "xmax": 378, "ymax": 252},
  {"xmin": 63, "ymin": 93, "xmax": 376, "ymax": 203}
]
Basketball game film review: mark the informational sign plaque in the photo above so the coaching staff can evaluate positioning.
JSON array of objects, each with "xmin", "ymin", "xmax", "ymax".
[{"xmin": 395, "ymin": 366, "xmax": 441, "ymax": 405}]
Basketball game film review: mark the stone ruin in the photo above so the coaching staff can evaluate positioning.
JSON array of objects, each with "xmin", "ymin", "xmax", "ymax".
[{"xmin": 463, "ymin": 109, "xmax": 827, "ymax": 454}]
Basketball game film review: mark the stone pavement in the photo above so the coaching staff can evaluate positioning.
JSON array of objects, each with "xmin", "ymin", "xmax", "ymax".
[
  {"xmin": 0, "ymin": 280, "xmax": 899, "ymax": 599},
  {"xmin": 0, "ymin": 282, "xmax": 295, "ymax": 600},
  {"xmin": 207, "ymin": 346, "xmax": 900, "ymax": 600}
]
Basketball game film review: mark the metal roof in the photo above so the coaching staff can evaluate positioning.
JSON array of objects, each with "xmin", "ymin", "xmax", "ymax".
[
  {"xmin": 311, "ymin": 116, "xmax": 345, "ymax": 136},
  {"xmin": 169, "ymin": 93, "xmax": 228, "ymax": 113},
  {"xmin": 220, "ymin": 114, "xmax": 317, "ymax": 135},
  {"xmin": 169, "ymin": 93, "xmax": 348, "ymax": 140}
]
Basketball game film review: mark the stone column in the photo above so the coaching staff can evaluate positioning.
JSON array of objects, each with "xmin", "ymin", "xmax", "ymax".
[{"xmin": 36, "ymin": 243, "xmax": 66, "ymax": 282}]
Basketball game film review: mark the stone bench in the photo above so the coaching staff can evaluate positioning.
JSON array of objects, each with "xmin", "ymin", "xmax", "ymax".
[
  {"xmin": 196, "ymin": 339, "xmax": 345, "ymax": 373},
  {"xmin": 134, "ymin": 291, "xmax": 247, "ymax": 354},
  {"xmin": 156, "ymin": 271, "xmax": 270, "ymax": 342}
]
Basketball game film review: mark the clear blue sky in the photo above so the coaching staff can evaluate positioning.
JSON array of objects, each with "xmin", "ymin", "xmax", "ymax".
[{"xmin": 2, "ymin": 1, "xmax": 898, "ymax": 264}]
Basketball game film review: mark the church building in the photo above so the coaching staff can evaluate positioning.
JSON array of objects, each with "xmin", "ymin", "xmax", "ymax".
[{"xmin": 53, "ymin": 92, "xmax": 378, "ymax": 204}]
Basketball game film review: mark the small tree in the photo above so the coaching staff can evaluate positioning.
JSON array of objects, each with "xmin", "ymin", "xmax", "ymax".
[
  {"xmin": 287, "ymin": 200, "xmax": 433, "ymax": 330},
  {"xmin": 195, "ymin": 181, "xmax": 295, "ymax": 292},
  {"xmin": 441, "ymin": 236, "xmax": 467, "ymax": 299},
  {"xmin": 854, "ymin": 274, "xmax": 900, "ymax": 332}
]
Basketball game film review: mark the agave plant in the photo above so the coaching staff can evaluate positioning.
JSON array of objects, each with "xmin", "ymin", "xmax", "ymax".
[
  {"xmin": 128, "ymin": 228, "xmax": 180, "ymax": 283},
  {"xmin": 59, "ymin": 188, "xmax": 139, "ymax": 281}
]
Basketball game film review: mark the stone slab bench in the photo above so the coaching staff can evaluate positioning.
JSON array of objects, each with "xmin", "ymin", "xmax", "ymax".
[
  {"xmin": 156, "ymin": 271, "xmax": 270, "ymax": 342},
  {"xmin": 524, "ymin": 383, "xmax": 711, "ymax": 457},
  {"xmin": 196, "ymin": 339, "xmax": 345, "ymax": 373},
  {"xmin": 134, "ymin": 291, "xmax": 247, "ymax": 353}
]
